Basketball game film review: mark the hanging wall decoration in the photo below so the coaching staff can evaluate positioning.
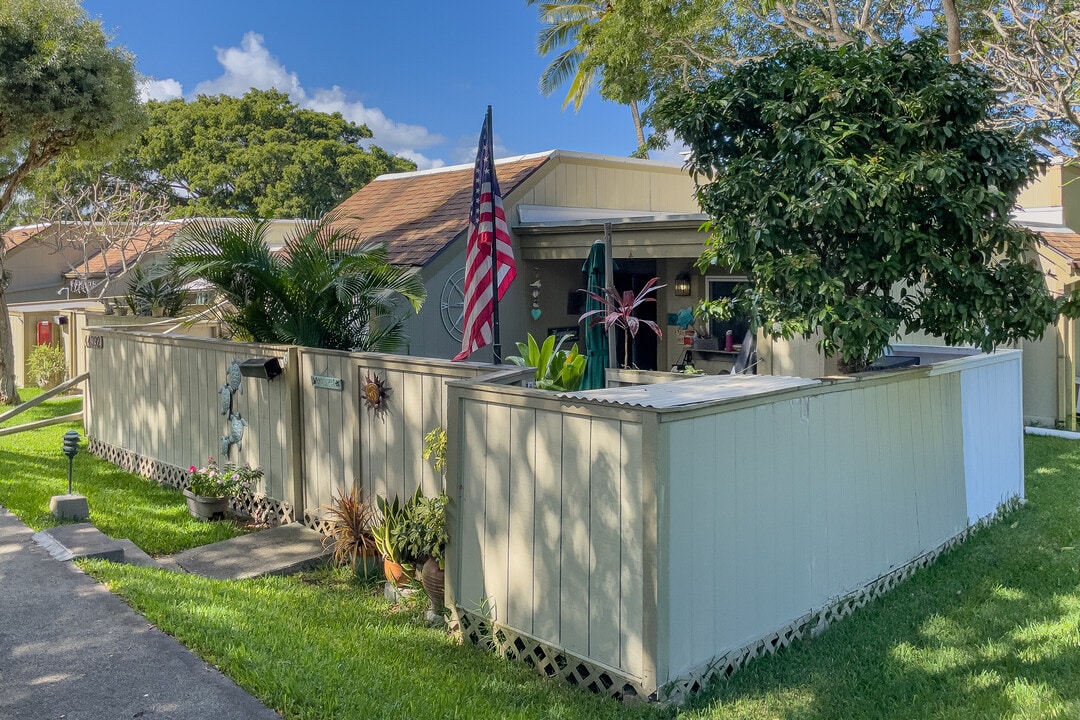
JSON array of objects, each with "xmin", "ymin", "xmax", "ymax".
[
  {"xmin": 217, "ymin": 359, "xmax": 246, "ymax": 458},
  {"xmin": 530, "ymin": 269, "xmax": 542, "ymax": 320},
  {"xmin": 362, "ymin": 373, "xmax": 391, "ymax": 416}
]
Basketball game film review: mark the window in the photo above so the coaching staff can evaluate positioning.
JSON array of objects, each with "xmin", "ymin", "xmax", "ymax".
[{"xmin": 706, "ymin": 276, "xmax": 751, "ymax": 343}]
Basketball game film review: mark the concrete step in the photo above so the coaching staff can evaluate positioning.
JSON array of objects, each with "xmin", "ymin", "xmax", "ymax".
[
  {"xmin": 172, "ymin": 523, "xmax": 330, "ymax": 580},
  {"xmin": 32, "ymin": 523, "xmax": 127, "ymax": 563}
]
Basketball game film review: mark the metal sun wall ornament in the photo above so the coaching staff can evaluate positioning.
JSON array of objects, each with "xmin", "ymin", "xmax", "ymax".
[{"xmin": 362, "ymin": 373, "xmax": 391, "ymax": 416}]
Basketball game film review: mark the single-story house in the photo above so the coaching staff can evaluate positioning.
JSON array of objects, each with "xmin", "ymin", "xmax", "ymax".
[
  {"xmin": 332, "ymin": 150, "xmax": 724, "ymax": 371},
  {"xmin": 330, "ymin": 152, "xmax": 1080, "ymax": 428},
  {"xmin": 2, "ymin": 224, "xmax": 90, "ymax": 303}
]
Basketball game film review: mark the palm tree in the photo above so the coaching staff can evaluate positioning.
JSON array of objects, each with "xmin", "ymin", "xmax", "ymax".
[
  {"xmin": 527, "ymin": 0, "xmax": 649, "ymax": 156},
  {"xmin": 169, "ymin": 216, "xmax": 426, "ymax": 352}
]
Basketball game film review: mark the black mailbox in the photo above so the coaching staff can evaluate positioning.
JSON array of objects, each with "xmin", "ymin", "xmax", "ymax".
[{"xmin": 238, "ymin": 357, "xmax": 283, "ymax": 381}]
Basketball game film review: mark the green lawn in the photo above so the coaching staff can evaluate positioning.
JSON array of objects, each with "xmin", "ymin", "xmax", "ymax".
[
  {"xmin": 0, "ymin": 389, "xmax": 245, "ymax": 554},
  {"xmin": 10, "ymin": 389, "xmax": 1080, "ymax": 718}
]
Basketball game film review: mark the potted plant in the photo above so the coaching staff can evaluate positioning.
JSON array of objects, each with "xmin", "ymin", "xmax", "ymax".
[
  {"xmin": 399, "ymin": 490, "xmax": 450, "ymax": 614},
  {"xmin": 371, "ymin": 490, "xmax": 417, "ymax": 587},
  {"xmin": 184, "ymin": 457, "xmax": 261, "ymax": 521},
  {"xmin": 579, "ymin": 276, "xmax": 664, "ymax": 369},
  {"xmin": 321, "ymin": 485, "xmax": 379, "ymax": 581},
  {"xmin": 505, "ymin": 333, "xmax": 587, "ymax": 391}
]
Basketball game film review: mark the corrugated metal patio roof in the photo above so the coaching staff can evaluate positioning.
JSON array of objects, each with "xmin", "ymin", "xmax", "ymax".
[{"xmin": 557, "ymin": 374, "xmax": 820, "ymax": 409}]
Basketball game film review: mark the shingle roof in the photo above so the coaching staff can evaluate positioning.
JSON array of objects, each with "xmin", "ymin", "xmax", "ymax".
[
  {"xmin": 1040, "ymin": 230, "xmax": 1080, "ymax": 262},
  {"xmin": 2, "ymin": 224, "xmax": 51, "ymax": 251},
  {"xmin": 330, "ymin": 153, "xmax": 551, "ymax": 266},
  {"xmin": 63, "ymin": 222, "xmax": 185, "ymax": 278}
]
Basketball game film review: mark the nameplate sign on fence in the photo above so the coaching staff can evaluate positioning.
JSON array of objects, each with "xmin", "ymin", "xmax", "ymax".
[
  {"xmin": 311, "ymin": 375, "xmax": 343, "ymax": 391},
  {"xmin": 85, "ymin": 335, "xmax": 103, "ymax": 349}
]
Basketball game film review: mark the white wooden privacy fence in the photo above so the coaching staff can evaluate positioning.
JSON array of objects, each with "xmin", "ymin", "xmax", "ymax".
[
  {"xmin": 83, "ymin": 327, "xmax": 493, "ymax": 523},
  {"xmin": 445, "ymin": 350, "xmax": 1024, "ymax": 702}
]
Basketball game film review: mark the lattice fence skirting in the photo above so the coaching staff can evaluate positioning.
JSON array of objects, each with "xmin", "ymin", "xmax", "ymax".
[
  {"xmin": 658, "ymin": 500, "xmax": 1020, "ymax": 704},
  {"xmin": 87, "ymin": 438, "xmax": 296, "ymax": 525},
  {"xmin": 456, "ymin": 612, "xmax": 651, "ymax": 703},
  {"xmin": 456, "ymin": 500, "xmax": 1019, "ymax": 706}
]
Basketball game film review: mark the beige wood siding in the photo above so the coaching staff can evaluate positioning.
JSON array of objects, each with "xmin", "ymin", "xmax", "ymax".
[
  {"xmin": 1017, "ymin": 164, "xmax": 1063, "ymax": 209},
  {"xmin": 657, "ymin": 356, "xmax": 1022, "ymax": 681},
  {"xmin": 516, "ymin": 157, "xmax": 697, "ymax": 214},
  {"xmin": 85, "ymin": 330, "xmax": 294, "ymax": 501},
  {"xmin": 449, "ymin": 351, "xmax": 1022, "ymax": 696},
  {"xmin": 448, "ymin": 386, "xmax": 648, "ymax": 681},
  {"xmin": 294, "ymin": 348, "xmax": 490, "ymax": 516}
]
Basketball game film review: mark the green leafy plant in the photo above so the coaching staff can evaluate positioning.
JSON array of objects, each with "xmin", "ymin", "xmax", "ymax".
[
  {"xmin": 25, "ymin": 343, "xmax": 67, "ymax": 388},
  {"xmin": 169, "ymin": 215, "xmax": 426, "ymax": 352},
  {"xmin": 322, "ymin": 485, "xmax": 379, "ymax": 580},
  {"xmin": 186, "ymin": 457, "xmax": 262, "ymax": 499},
  {"xmin": 653, "ymin": 36, "xmax": 1067, "ymax": 372},
  {"xmin": 125, "ymin": 265, "xmax": 186, "ymax": 317},
  {"xmin": 372, "ymin": 489, "xmax": 421, "ymax": 565},
  {"xmin": 579, "ymin": 278, "xmax": 664, "ymax": 369},
  {"xmin": 506, "ymin": 333, "xmax": 587, "ymax": 391},
  {"xmin": 398, "ymin": 489, "xmax": 449, "ymax": 569},
  {"xmin": 422, "ymin": 426, "xmax": 447, "ymax": 475}
]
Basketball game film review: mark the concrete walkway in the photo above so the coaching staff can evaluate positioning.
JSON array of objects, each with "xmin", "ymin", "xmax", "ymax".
[{"xmin": 0, "ymin": 507, "xmax": 280, "ymax": 720}]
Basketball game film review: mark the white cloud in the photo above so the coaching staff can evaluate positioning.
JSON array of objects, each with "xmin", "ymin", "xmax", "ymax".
[
  {"xmin": 193, "ymin": 32, "xmax": 304, "ymax": 98},
  {"xmin": 184, "ymin": 32, "xmax": 445, "ymax": 169},
  {"xmin": 139, "ymin": 78, "xmax": 183, "ymax": 102},
  {"xmin": 306, "ymin": 86, "xmax": 445, "ymax": 154}
]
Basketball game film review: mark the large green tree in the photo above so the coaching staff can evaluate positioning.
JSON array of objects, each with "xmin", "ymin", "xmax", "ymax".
[
  {"xmin": 169, "ymin": 216, "xmax": 426, "ymax": 352},
  {"xmin": 0, "ymin": 0, "xmax": 142, "ymax": 403},
  {"xmin": 135, "ymin": 89, "xmax": 415, "ymax": 218},
  {"xmin": 582, "ymin": 0, "xmax": 993, "ymax": 151},
  {"xmin": 653, "ymin": 36, "xmax": 1067, "ymax": 371},
  {"xmin": 24, "ymin": 88, "xmax": 416, "ymax": 221}
]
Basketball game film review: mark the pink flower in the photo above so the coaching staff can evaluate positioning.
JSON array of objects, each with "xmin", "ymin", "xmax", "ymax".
[{"xmin": 188, "ymin": 466, "xmax": 196, "ymax": 474}]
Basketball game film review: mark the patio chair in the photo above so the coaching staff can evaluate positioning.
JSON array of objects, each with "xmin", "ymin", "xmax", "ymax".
[{"xmin": 730, "ymin": 330, "xmax": 758, "ymax": 375}]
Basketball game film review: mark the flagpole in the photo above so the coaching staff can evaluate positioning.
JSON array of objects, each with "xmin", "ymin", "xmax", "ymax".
[{"xmin": 488, "ymin": 105, "xmax": 503, "ymax": 364}]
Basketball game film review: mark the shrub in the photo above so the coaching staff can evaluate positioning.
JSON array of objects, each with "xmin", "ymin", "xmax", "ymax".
[{"xmin": 26, "ymin": 344, "xmax": 66, "ymax": 388}]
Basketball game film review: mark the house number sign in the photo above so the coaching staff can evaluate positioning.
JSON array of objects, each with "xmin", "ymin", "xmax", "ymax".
[
  {"xmin": 85, "ymin": 335, "xmax": 103, "ymax": 349},
  {"xmin": 311, "ymin": 375, "xmax": 343, "ymax": 391}
]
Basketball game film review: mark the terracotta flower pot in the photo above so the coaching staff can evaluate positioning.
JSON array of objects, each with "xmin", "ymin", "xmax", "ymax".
[{"xmin": 383, "ymin": 558, "xmax": 412, "ymax": 588}]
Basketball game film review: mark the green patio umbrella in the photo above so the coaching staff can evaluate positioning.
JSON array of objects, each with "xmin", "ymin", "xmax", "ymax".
[{"xmin": 580, "ymin": 240, "xmax": 609, "ymax": 391}]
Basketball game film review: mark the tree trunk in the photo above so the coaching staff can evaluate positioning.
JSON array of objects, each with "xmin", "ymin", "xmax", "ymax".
[
  {"xmin": 0, "ymin": 283, "xmax": 21, "ymax": 406},
  {"xmin": 942, "ymin": 0, "xmax": 961, "ymax": 64},
  {"xmin": 630, "ymin": 101, "xmax": 649, "ymax": 159}
]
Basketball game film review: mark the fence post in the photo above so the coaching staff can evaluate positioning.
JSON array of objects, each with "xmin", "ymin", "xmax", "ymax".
[{"xmin": 285, "ymin": 345, "xmax": 306, "ymax": 523}]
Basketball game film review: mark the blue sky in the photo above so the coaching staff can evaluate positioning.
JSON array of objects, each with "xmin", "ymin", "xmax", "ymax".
[{"xmin": 81, "ymin": 0, "xmax": 658, "ymax": 170}]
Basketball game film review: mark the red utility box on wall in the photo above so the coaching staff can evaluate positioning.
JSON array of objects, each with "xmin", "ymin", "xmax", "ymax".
[{"xmin": 36, "ymin": 320, "xmax": 52, "ymax": 346}]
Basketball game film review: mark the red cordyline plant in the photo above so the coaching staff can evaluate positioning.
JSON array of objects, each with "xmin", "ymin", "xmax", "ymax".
[{"xmin": 579, "ymin": 277, "xmax": 664, "ymax": 369}]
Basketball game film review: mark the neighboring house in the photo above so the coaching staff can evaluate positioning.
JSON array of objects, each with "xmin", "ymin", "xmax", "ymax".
[
  {"xmin": 332, "ymin": 150, "xmax": 716, "ymax": 369},
  {"xmin": 62, "ymin": 220, "xmax": 187, "ymax": 299},
  {"xmin": 1013, "ymin": 161, "xmax": 1080, "ymax": 428},
  {"xmin": 2, "ymin": 224, "xmax": 89, "ymax": 303}
]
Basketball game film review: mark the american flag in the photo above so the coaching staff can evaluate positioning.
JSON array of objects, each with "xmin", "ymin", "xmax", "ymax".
[{"xmin": 453, "ymin": 108, "xmax": 516, "ymax": 361}]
